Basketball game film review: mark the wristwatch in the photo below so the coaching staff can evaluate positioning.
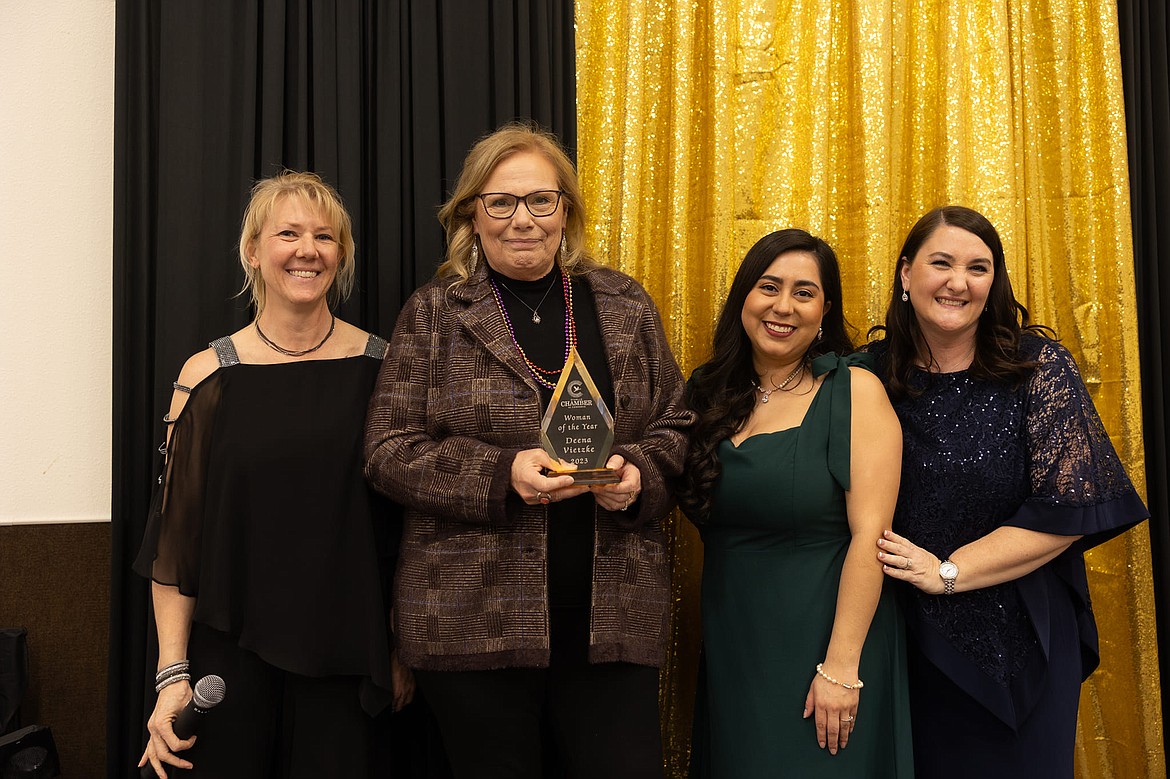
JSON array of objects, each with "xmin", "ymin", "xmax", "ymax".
[{"xmin": 939, "ymin": 559, "xmax": 959, "ymax": 595}]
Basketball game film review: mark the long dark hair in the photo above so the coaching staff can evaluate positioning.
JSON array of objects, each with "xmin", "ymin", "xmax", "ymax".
[
  {"xmin": 679, "ymin": 229, "xmax": 855, "ymax": 523},
  {"xmin": 868, "ymin": 205, "xmax": 1053, "ymax": 400}
]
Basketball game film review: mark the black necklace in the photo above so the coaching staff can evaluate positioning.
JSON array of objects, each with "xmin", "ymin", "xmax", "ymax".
[
  {"xmin": 255, "ymin": 314, "xmax": 336, "ymax": 357},
  {"xmin": 494, "ymin": 274, "xmax": 559, "ymax": 325}
]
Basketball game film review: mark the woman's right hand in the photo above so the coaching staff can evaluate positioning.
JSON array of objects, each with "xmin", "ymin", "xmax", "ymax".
[
  {"xmin": 510, "ymin": 448, "xmax": 587, "ymax": 505},
  {"xmin": 138, "ymin": 680, "xmax": 197, "ymax": 778}
]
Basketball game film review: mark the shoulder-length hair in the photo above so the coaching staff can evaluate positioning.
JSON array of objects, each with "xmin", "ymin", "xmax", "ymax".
[
  {"xmin": 435, "ymin": 122, "xmax": 597, "ymax": 283},
  {"xmin": 869, "ymin": 205, "xmax": 1052, "ymax": 400},
  {"xmin": 238, "ymin": 170, "xmax": 356, "ymax": 316},
  {"xmin": 679, "ymin": 229, "xmax": 855, "ymax": 523}
]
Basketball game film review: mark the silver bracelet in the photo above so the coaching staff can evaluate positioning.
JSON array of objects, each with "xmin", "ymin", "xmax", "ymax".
[
  {"xmin": 156, "ymin": 659, "xmax": 189, "ymax": 677},
  {"xmin": 155, "ymin": 672, "xmax": 191, "ymax": 693},
  {"xmin": 154, "ymin": 660, "xmax": 190, "ymax": 691}
]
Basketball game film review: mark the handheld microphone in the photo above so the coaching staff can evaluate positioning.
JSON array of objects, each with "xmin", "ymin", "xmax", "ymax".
[
  {"xmin": 172, "ymin": 674, "xmax": 226, "ymax": 738},
  {"xmin": 140, "ymin": 674, "xmax": 226, "ymax": 778}
]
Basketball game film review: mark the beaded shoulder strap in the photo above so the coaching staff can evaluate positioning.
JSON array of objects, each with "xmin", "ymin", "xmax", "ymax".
[
  {"xmin": 161, "ymin": 339, "xmax": 238, "ymax": 454},
  {"xmin": 162, "ymin": 380, "xmax": 190, "ymax": 427},
  {"xmin": 364, "ymin": 333, "xmax": 388, "ymax": 359},
  {"xmin": 209, "ymin": 336, "xmax": 241, "ymax": 367}
]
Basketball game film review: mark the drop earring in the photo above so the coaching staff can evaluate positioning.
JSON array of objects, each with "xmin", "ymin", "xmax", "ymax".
[
  {"xmin": 470, "ymin": 240, "xmax": 478, "ymax": 271},
  {"xmin": 901, "ymin": 291, "xmax": 909, "ymax": 303},
  {"xmin": 560, "ymin": 232, "xmax": 568, "ymax": 260}
]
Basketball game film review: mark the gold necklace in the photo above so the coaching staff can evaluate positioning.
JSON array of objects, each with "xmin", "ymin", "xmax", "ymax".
[{"xmin": 754, "ymin": 362, "xmax": 804, "ymax": 403}]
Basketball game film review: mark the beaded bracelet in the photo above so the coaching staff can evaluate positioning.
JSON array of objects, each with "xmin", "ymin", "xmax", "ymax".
[
  {"xmin": 155, "ymin": 660, "xmax": 189, "ymax": 680},
  {"xmin": 815, "ymin": 663, "xmax": 864, "ymax": 690},
  {"xmin": 155, "ymin": 672, "xmax": 191, "ymax": 693},
  {"xmin": 154, "ymin": 660, "xmax": 190, "ymax": 692}
]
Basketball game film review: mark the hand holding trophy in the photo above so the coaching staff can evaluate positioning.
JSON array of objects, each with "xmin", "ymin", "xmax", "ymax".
[{"xmin": 539, "ymin": 347, "xmax": 620, "ymax": 485}]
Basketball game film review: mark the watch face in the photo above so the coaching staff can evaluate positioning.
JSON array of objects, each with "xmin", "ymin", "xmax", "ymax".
[{"xmin": 939, "ymin": 562, "xmax": 958, "ymax": 580}]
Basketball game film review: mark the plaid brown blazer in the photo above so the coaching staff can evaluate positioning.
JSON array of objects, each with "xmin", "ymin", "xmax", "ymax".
[{"xmin": 364, "ymin": 264, "xmax": 694, "ymax": 670}]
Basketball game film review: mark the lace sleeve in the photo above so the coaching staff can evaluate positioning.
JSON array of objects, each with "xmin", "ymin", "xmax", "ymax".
[
  {"xmin": 132, "ymin": 374, "xmax": 225, "ymax": 595},
  {"xmin": 1009, "ymin": 339, "xmax": 1147, "ymax": 544}
]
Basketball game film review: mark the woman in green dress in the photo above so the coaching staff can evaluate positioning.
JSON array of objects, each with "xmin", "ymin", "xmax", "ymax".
[{"xmin": 681, "ymin": 229, "xmax": 913, "ymax": 778}]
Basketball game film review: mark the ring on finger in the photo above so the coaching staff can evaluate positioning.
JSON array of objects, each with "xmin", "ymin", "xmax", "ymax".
[
  {"xmin": 842, "ymin": 715, "xmax": 855, "ymax": 722},
  {"xmin": 537, "ymin": 491, "xmax": 551, "ymax": 505},
  {"xmin": 903, "ymin": 558, "xmax": 912, "ymax": 571}
]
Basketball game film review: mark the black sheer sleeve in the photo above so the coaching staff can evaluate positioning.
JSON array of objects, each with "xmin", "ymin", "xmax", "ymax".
[{"xmin": 132, "ymin": 372, "xmax": 225, "ymax": 595}]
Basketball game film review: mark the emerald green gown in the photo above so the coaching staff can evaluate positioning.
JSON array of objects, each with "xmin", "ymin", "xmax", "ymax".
[{"xmin": 691, "ymin": 354, "xmax": 914, "ymax": 778}]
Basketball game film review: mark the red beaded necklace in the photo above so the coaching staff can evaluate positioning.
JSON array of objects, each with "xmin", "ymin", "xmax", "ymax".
[{"xmin": 489, "ymin": 268, "xmax": 577, "ymax": 389}]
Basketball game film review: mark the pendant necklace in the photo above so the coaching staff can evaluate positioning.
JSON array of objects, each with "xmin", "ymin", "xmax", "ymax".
[
  {"xmin": 755, "ymin": 361, "xmax": 804, "ymax": 403},
  {"xmin": 489, "ymin": 269, "xmax": 577, "ymax": 389},
  {"xmin": 494, "ymin": 273, "xmax": 559, "ymax": 324},
  {"xmin": 255, "ymin": 314, "xmax": 336, "ymax": 357}
]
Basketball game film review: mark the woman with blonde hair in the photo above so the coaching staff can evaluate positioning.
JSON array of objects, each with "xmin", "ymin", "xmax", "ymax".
[
  {"xmin": 365, "ymin": 123, "xmax": 693, "ymax": 778},
  {"xmin": 136, "ymin": 171, "xmax": 411, "ymax": 777}
]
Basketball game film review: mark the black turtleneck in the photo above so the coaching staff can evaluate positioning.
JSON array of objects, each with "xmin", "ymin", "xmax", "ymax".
[{"xmin": 487, "ymin": 263, "xmax": 614, "ymax": 622}]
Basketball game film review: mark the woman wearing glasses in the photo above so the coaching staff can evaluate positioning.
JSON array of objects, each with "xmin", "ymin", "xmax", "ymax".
[{"xmin": 364, "ymin": 123, "xmax": 693, "ymax": 779}]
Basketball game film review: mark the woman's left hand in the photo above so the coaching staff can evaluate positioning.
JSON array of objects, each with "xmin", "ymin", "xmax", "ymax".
[
  {"xmin": 877, "ymin": 529, "xmax": 943, "ymax": 594},
  {"xmin": 803, "ymin": 674, "xmax": 859, "ymax": 754},
  {"xmin": 390, "ymin": 650, "xmax": 415, "ymax": 712},
  {"xmin": 590, "ymin": 454, "xmax": 642, "ymax": 512}
]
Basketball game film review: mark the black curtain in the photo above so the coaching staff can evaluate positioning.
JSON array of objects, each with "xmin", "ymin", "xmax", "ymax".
[
  {"xmin": 1118, "ymin": 0, "xmax": 1170, "ymax": 759},
  {"xmin": 109, "ymin": 1, "xmax": 576, "ymax": 776}
]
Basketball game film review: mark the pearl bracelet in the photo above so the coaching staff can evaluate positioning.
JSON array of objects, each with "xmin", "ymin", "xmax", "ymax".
[{"xmin": 815, "ymin": 663, "xmax": 864, "ymax": 690}]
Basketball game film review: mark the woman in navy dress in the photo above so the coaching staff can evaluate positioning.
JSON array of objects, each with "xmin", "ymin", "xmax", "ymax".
[{"xmin": 869, "ymin": 205, "xmax": 1147, "ymax": 777}]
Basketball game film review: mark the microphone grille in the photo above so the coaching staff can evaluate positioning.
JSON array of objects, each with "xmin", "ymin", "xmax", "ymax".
[{"xmin": 192, "ymin": 674, "xmax": 227, "ymax": 708}]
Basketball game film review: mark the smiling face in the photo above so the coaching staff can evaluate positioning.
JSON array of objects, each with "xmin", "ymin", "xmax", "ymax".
[
  {"xmin": 247, "ymin": 195, "xmax": 340, "ymax": 310},
  {"xmin": 740, "ymin": 250, "xmax": 829, "ymax": 375},
  {"xmin": 900, "ymin": 224, "xmax": 993, "ymax": 348},
  {"xmin": 473, "ymin": 150, "xmax": 567, "ymax": 281}
]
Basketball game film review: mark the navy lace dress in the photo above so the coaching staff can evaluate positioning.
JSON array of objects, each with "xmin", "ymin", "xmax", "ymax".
[{"xmin": 877, "ymin": 334, "xmax": 1146, "ymax": 778}]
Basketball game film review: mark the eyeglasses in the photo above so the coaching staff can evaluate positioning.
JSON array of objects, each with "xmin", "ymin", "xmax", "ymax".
[{"xmin": 475, "ymin": 190, "xmax": 564, "ymax": 219}]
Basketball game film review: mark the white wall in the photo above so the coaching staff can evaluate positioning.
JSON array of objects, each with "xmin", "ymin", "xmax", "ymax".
[{"xmin": 0, "ymin": 1, "xmax": 114, "ymax": 523}]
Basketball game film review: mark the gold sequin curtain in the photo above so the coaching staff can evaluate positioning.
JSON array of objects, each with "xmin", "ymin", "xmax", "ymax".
[{"xmin": 575, "ymin": 1, "xmax": 1164, "ymax": 776}]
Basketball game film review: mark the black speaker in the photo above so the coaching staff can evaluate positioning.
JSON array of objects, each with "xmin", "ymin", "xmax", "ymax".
[
  {"xmin": 0, "ymin": 725, "xmax": 59, "ymax": 779},
  {"xmin": 0, "ymin": 628, "xmax": 29, "ymax": 735}
]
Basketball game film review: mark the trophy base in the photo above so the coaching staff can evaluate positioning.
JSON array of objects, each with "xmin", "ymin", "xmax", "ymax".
[{"xmin": 560, "ymin": 467, "xmax": 621, "ymax": 485}]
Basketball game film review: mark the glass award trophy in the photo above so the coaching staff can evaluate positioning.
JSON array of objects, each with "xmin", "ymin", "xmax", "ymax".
[{"xmin": 539, "ymin": 347, "xmax": 620, "ymax": 484}]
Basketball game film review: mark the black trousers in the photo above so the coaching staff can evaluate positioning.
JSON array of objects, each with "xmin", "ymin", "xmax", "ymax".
[
  {"xmin": 174, "ymin": 622, "xmax": 372, "ymax": 779},
  {"xmin": 415, "ymin": 609, "xmax": 662, "ymax": 779}
]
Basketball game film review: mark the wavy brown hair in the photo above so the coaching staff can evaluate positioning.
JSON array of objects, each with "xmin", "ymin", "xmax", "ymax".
[
  {"xmin": 680, "ymin": 229, "xmax": 855, "ymax": 524},
  {"xmin": 435, "ymin": 122, "xmax": 597, "ymax": 284},
  {"xmin": 867, "ymin": 205, "xmax": 1053, "ymax": 400}
]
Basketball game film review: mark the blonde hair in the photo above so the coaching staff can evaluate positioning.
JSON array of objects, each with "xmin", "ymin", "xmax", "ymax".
[
  {"xmin": 238, "ymin": 171, "xmax": 356, "ymax": 315},
  {"xmin": 436, "ymin": 122, "xmax": 596, "ymax": 283}
]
